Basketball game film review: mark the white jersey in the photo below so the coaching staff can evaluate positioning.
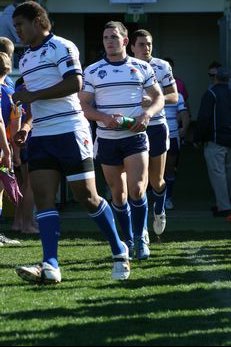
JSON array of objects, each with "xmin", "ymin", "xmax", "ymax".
[
  {"xmin": 83, "ymin": 55, "xmax": 157, "ymax": 139},
  {"xmin": 165, "ymin": 93, "xmax": 187, "ymax": 138},
  {"xmin": 148, "ymin": 57, "xmax": 176, "ymax": 126},
  {"xmin": 19, "ymin": 33, "xmax": 89, "ymax": 136}
]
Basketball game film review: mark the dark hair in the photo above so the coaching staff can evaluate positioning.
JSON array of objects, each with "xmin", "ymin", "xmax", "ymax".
[
  {"xmin": 208, "ymin": 60, "xmax": 221, "ymax": 70},
  {"xmin": 104, "ymin": 21, "xmax": 128, "ymax": 37},
  {"xmin": 163, "ymin": 57, "xmax": 174, "ymax": 68},
  {"xmin": 130, "ymin": 29, "xmax": 152, "ymax": 46},
  {"xmin": 13, "ymin": 1, "xmax": 51, "ymax": 31}
]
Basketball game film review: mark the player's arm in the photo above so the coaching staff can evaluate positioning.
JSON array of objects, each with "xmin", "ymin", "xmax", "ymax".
[
  {"xmin": 79, "ymin": 90, "xmax": 122, "ymax": 129},
  {"xmin": 134, "ymin": 82, "xmax": 165, "ymax": 132},
  {"xmin": 178, "ymin": 109, "xmax": 190, "ymax": 138},
  {"xmin": 13, "ymin": 105, "xmax": 32, "ymax": 147},
  {"xmin": 144, "ymin": 82, "xmax": 165, "ymax": 119},
  {"xmin": 12, "ymin": 74, "xmax": 82, "ymax": 104},
  {"xmin": 163, "ymin": 83, "xmax": 178, "ymax": 104}
]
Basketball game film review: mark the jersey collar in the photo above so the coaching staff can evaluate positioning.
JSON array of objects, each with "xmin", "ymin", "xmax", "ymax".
[
  {"xmin": 30, "ymin": 33, "xmax": 54, "ymax": 51},
  {"xmin": 104, "ymin": 55, "xmax": 128, "ymax": 66}
]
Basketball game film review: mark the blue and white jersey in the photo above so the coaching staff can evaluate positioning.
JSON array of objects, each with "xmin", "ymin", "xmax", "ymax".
[
  {"xmin": 148, "ymin": 57, "xmax": 176, "ymax": 126},
  {"xmin": 165, "ymin": 93, "xmax": 187, "ymax": 138},
  {"xmin": 19, "ymin": 33, "xmax": 89, "ymax": 136},
  {"xmin": 83, "ymin": 55, "xmax": 157, "ymax": 139}
]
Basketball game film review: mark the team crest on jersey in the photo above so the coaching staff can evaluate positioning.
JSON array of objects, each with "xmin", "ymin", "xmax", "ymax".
[
  {"xmin": 130, "ymin": 68, "xmax": 139, "ymax": 80},
  {"xmin": 83, "ymin": 138, "xmax": 89, "ymax": 148},
  {"xmin": 98, "ymin": 70, "xmax": 107, "ymax": 79},
  {"xmin": 21, "ymin": 58, "xmax": 28, "ymax": 67},
  {"xmin": 66, "ymin": 58, "xmax": 77, "ymax": 67},
  {"xmin": 39, "ymin": 48, "xmax": 48, "ymax": 62}
]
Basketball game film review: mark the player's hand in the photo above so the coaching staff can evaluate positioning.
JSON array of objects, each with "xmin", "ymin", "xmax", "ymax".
[
  {"xmin": 12, "ymin": 90, "xmax": 35, "ymax": 105},
  {"xmin": 102, "ymin": 114, "xmax": 123, "ymax": 129},
  {"xmin": 129, "ymin": 113, "xmax": 149, "ymax": 132},
  {"xmin": 13, "ymin": 130, "xmax": 28, "ymax": 147}
]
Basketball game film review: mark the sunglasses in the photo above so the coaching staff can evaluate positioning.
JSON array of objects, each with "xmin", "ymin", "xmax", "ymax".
[{"xmin": 208, "ymin": 73, "xmax": 216, "ymax": 77}]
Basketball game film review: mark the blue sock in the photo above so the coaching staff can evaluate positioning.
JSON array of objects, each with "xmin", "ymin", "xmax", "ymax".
[
  {"xmin": 111, "ymin": 201, "xmax": 134, "ymax": 247},
  {"xmin": 165, "ymin": 175, "xmax": 175, "ymax": 199},
  {"xmin": 37, "ymin": 209, "xmax": 60, "ymax": 269},
  {"xmin": 89, "ymin": 199, "xmax": 125, "ymax": 256},
  {"xmin": 152, "ymin": 187, "xmax": 166, "ymax": 214},
  {"xmin": 130, "ymin": 195, "xmax": 148, "ymax": 239}
]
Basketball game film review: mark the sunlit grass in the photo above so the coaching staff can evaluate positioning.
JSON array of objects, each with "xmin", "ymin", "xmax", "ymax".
[{"xmin": 0, "ymin": 225, "xmax": 231, "ymax": 346}]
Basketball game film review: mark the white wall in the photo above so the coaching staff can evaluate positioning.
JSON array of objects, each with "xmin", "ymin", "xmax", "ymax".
[{"xmin": 46, "ymin": 0, "xmax": 225, "ymax": 13}]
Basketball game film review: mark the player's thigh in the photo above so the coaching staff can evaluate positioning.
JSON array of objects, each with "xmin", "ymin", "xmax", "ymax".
[
  {"xmin": 125, "ymin": 151, "xmax": 149, "ymax": 198},
  {"xmin": 29, "ymin": 169, "xmax": 60, "ymax": 209}
]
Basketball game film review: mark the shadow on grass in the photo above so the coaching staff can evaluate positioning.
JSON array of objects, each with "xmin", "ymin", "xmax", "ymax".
[{"xmin": 1, "ymin": 284, "xmax": 231, "ymax": 346}]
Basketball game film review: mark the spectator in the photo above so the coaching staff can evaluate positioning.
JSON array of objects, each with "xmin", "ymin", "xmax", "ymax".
[
  {"xmin": 195, "ymin": 67, "xmax": 231, "ymax": 217},
  {"xmin": 0, "ymin": 36, "xmax": 15, "ymax": 89},
  {"xmin": 207, "ymin": 60, "xmax": 222, "ymax": 89},
  {"xmin": 12, "ymin": 76, "xmax": 38, "ymax": 234},
  {"xmin": 0, "ymin": 1, "xmax": 23, "ymax": 44},
  {"xmin": 0, "ymin": 51, "xmax": 21, "ymax": 246},
  {"xmin": 0, "ymin": 1, "xmax": 27, "ymax": 68}
]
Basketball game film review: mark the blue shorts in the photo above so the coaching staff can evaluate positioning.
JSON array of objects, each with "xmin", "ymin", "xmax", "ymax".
[
  {"xmin": 28, "ymin": 130, "xmax": 95, "ymax": 181},
  {"xmin": 146, "ymin": 123, "xmax": 170, "ymax": 157},
  {"xmin": 96, "ymin": 133, "xmax": 149, "ymax": 165},
  {"xmin": 168, "ymin": 137, "xmax": 180, "ymax": 155}
]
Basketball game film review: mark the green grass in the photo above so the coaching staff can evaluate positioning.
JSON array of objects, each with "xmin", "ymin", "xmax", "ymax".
[
  {"xmin": 0, "ymin": 144, "xmax": 231, "ymax": 346},
  {"xmin": 0, "ymin": 225, "xmax": 231, "ymax": 346}
]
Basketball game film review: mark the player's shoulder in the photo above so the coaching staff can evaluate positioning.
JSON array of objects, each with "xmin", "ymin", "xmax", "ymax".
[
  {"xmin": 128, "ymin": 56, "xmax": 153, "ymax": 73},
  {"xmin": 84, "ymin": 58, "xmax": 108, "ymax": 75},
  {"xmin": 128, "ymin": 55, "xmax": 149, "ymax": 66},
  {"xmin": 150, "ymin": 57, "xmax": 171, "ymax": 70},
  {"xmin": 49, "ymin": 34, "xmax": 78, "ymax": 50}
]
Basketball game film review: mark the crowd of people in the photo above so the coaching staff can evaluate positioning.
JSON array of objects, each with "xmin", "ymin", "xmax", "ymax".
[{"xmin": 0, "ymin": 1, "xmax": 230, "ymax": 283}]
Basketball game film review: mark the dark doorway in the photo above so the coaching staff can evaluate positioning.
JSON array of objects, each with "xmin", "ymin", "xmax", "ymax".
[{"xmin": 84, "ymin": 14, "xmax": 139, "ymax": 66}]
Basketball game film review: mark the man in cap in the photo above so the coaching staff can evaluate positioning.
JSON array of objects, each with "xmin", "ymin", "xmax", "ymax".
[{"xmin": 195, "ymin": 66, "xmax": 231, "ymax": 218}]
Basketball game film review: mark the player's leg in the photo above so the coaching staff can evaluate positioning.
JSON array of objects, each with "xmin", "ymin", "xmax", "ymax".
[
  {"xmin": 125, "ymin": 150, "xmax": 150, "ymax": 260},
  {"xmin": 147, "ymin": 124, "xmax": 169, "ymax": 236}
]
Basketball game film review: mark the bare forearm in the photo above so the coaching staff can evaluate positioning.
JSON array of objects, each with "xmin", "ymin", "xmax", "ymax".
[
  {"xmin": 33, "ymin": 75, "xmax": 82, "ymax": 100},
  {"xmin": 81, "ymin": 102, "xmax": 107, "ymax": 122},
  {"xmin": 0, "ymin": 123, "xmax": 10, "ymax": 153},
  {"xmin": 13, "ymin": 75, "xmax": 82, "ymax": 104},
  {"xmin": 146, "ymin": 94, "xmax": 165, "ymax": 119},
  {"xmin": 164, "ymin": 92, "xmax": 178, "ymax": 104}
]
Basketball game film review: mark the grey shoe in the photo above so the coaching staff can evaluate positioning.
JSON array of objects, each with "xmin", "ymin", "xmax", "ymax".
[{"xmin": 0, "ymin": 234, "xmax": 21, "ymax": 245}]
